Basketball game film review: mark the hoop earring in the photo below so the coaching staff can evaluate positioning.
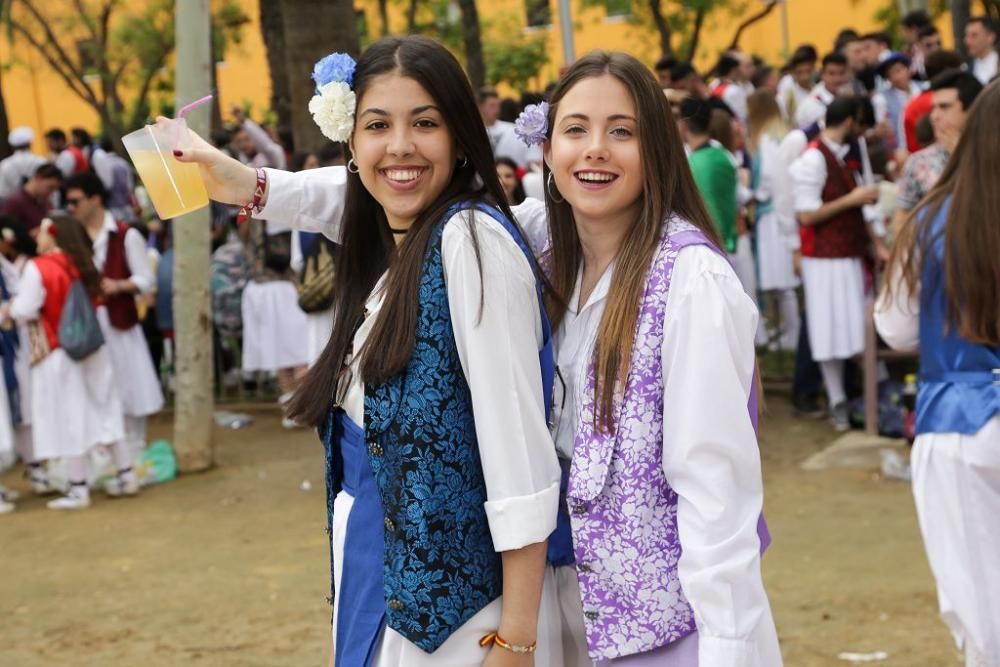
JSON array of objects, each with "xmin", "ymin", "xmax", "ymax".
[
  {"xmin": 347, "ymin": 158, "xmax": 359, "ymax": 174},
  {"xmin": 457, "ymin": 156, "xmax": 468, "ymax": 169},
  {"xmin": 546, "ymin": 172, "xmax": 565, "ymax": 204}
]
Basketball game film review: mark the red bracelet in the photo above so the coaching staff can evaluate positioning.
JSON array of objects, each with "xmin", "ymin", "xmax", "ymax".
[
  {"xmin": 237, "ymin": 167, "xmax": 267, "ymax": 224},
  {"xmin": 479, "ymin": 631, "xmax": 536, "ymax": 654}
]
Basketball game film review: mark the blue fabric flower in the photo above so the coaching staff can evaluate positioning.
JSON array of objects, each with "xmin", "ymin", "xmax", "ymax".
[
  {"xmin": 514, "ymin": 101, "xmax": 550, "ymax": 146},
  {"xmin": 312, "ymin": 52, "xmax": 356, "ymax": 91}
]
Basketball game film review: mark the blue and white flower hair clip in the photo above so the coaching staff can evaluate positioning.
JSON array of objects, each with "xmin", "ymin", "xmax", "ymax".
[
  {"xmin": 308, "ymin": 53, "xmax": 358, "ymax": 143},
  {"xmin": 514, "ymin": 101, "xmax": 550, "ymax": 146}
]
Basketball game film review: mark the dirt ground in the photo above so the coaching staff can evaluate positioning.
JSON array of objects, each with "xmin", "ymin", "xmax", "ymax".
[{"xmin": 0, "ymin": 396, "xmax": 959, "ymax": 666}]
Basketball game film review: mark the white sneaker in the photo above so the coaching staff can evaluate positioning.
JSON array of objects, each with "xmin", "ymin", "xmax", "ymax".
[
  {"xmin": 0, "ymin": 499, "xmax": 14, "ymax": 514},
  {"xmin": 0, "ymin": 484, "xmax": 19, "ymax": 502},
  {"xmin": 47, "ymin": 489, "xmax": 91, "ymax": 510},
  {"xmin": 282, "ymin": 416, "xmax": 303, "ymax": 430},
  {"xmin": 105, "ymin": 471, "xmax": 140, "ymax": 498},
  {"xmin": 28, "ymin": 469, "xmax": 60, "ymax": 496},
  {"xmin": 830, "ymin": 401, "xmax": 851, "ymax": 432}
]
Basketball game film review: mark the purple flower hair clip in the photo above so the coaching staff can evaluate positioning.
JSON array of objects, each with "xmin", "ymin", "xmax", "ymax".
[{"xmin": 514, "ymin": 102, "xmax": 550, "ymax": 147}]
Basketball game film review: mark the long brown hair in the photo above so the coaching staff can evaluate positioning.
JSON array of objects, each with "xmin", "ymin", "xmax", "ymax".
[
  {"xmin": 543, "ymin": 51, "xmax": 722, "ymax": 432},
  {"xmin": 48, "ymin": 214, "xmax": 102, "ymax": 298},
  {"xmin": 287, "ymin": 36, "xmax": 527, "ymax": 427},
  {"xmin": 886, "ymin": 79, "xmax": 1000, "ymax": 345},
  {"xmin": 746, "ymin": 89, "xmax": 787, "ymax": 153}
]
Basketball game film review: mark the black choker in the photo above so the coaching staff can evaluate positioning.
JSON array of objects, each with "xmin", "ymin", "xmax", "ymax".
[{"xmin": 389, "ymin": 227, "xmax": 408, "ymax": 234}]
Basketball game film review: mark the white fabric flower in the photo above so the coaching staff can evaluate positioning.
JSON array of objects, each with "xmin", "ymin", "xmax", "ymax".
[{"xmin": 308, "ymin": 81, "xmax": 356, "ymax": 143}]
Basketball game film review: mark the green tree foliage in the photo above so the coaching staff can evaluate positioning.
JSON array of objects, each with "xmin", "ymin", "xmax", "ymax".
[{"xmin": 483, "ymin": 14, "xmax": 549, "ymax": 91}]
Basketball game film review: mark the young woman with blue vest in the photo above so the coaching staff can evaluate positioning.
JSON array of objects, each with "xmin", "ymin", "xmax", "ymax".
[
  {"xmin": 875, "ymin": 80, "xmax": 1000, "ymax": 667},
  {"xmin": 506, "ymin": 50, "xmax": 783, "ymax": 667},
  {"xmin": 173, "ymin": 36, "xmax": 562, "ymax": 666}
]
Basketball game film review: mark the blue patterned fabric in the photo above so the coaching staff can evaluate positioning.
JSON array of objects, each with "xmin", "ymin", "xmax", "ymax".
[
  {"xmin": 916, "ymin": 199, "xmax": 1000, "ymax": 435},
  {"xmin": 360, "ymin": 201, "xmax": 553, "ymax": 653}
]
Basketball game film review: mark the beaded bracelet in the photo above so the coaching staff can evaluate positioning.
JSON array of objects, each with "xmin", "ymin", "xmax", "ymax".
[
  {"xmin": 237, "ymin": 167, "xmax": 267, "ymax": 224},
  {"xmin": 479, "ymin": 631, "xmax": 537, "ymax": 654}
]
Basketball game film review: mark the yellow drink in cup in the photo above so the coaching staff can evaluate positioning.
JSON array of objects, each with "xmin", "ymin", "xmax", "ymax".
[{"xmin": 122, "ymin": 117, "xmax": 209, "ymax": 219}]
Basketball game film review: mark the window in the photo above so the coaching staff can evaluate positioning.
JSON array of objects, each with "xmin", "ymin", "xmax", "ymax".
[
  {"xmin": 526, "ymin": 0, "xmax": 551, "ymax": 28},
  {"xmin": 606, "ymin": 0, "xmax": 631, "ymax": 18}
]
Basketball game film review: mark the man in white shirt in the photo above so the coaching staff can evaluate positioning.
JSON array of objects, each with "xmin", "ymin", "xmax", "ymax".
[
  {"xmin": 778, "ymin": 47, "xmax": 818, "ymax": 124},
  {"xmin": 710, "ymin": 52, "xmax": 750, "ymax": 124},
  {"xmin": 965, "ymin": 17, "xmax": 998, "ymax": 84},
  {"xmin": 230, "ymin": 107, "xmax": 287, "ymax": 170},
  {"xmin": 796, "ymin": 52, "xmax": 850, "ymax": 129},
  {"xmin": 0, "ymin": 127, "xmax": 45, "ymax": 202},
  {"xmin": 477, "ymin": 87, "xmax": 537, "ymax": 168}
]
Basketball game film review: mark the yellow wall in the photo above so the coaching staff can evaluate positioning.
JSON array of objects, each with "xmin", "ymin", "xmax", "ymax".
[{"xmin": 2, "ymin": 0, "xmax": 955, "ymax": 155}]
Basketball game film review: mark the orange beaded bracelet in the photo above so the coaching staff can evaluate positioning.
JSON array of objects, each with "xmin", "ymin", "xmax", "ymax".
[{"xmin": 479, "ymin": 631, "xmax": 537, "ymax": 654}]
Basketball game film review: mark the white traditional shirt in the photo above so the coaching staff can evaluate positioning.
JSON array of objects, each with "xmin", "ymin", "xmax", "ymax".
[
  {"xmin": 0, "ymin": 150, "xmax": 45, "ymax": 200},
  {"xmin": 795, "ymin": 83, "xmax": 836, "ymax": 129},
  {"xmin": 91, "ymin": 211, "xmax": 155, "ymax": 294},
  {"xmin": 971, "ymin": 50, "xmax": 998, "ymax": 85}
]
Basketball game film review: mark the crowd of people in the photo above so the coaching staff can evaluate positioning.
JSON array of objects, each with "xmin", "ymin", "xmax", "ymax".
[{"xmin": 0, "ymin": 8, "xmax": 997, "ymax": 667}]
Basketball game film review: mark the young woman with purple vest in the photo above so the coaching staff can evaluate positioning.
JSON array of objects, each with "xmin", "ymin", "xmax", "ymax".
[
  {"xmin": 874, "ymin": 80, "xmax": 1000, "ymax": 667},
  {"xmin": 174, "ymin": 36, "xmax": 562, "ymax": 667},
  {"xmin": 509, "ymin": 50, "xmax": 783, "ymax": 666},
  {"xmin": 64, "ymin": 171, "xmax": 163, "ymax": 496},
  {"xmin": 2, "ymin": 215, "xmax": 128, "ymax": 510}
]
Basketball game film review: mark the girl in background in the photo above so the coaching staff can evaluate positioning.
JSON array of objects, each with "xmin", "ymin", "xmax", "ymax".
[{"xmin": 496, "ymin": 157, "xmax": 526, "ymax": 205}]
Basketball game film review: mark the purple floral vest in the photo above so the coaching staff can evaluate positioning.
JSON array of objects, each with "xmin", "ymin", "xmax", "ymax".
[{"xmin": 567, "ymin": 221, "xmax": 764, "ymax": 660}]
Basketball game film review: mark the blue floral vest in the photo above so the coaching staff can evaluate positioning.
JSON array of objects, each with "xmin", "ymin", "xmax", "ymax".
[{"xmin": 361, "ymin": 201, "xmax": 553, "ymax": 652}]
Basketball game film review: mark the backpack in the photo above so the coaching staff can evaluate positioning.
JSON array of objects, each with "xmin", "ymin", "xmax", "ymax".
[
  {"xmin": 296, "ymin": 234, "xmax": 337, "ymax": 313},
  {"xmin": 58, "ymin": 275, "xmax": 105, "ymax": 361}
]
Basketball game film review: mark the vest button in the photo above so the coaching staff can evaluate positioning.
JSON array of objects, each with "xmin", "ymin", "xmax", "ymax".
[
  {"xmin": 572, "ymin": 503, "xmax": 587, "ymax": 515},
  {"xmin": 577, "ymin": 563, "xmax": 592, "ymax": 573},
  {"xmin": 368, "ymin": 442, "xmax": 383, "ymax": 457},
  {"xmin": 584, "ymin": 610, "xmax": 599, "ymax": 621},
  {"xmin": 384, "ymin": 516, "xmax": 395, "ymax": 532},
  {"xmin": 388, "ymin": 598, "xmax": 404, "ymax": 611}
]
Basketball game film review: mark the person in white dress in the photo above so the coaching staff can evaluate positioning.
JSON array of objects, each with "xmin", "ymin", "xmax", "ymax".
[
  {"xmin": 747, "ymin": 90, "xmax": 801, "ymax": 351},
  {"xmin": 176, "ymin": 36, "xmax": 561, "ymax": 667},
  {"xmin": 3, "ymin": 215, "xmax": 128, "ymax": 510},
  {"xmin": 64, "ymin": 172, "xmax": 162, "ymax": 493},
  {"xmin": 874, "ymin": 80, "xmax": 1000, "ymax": 667}
]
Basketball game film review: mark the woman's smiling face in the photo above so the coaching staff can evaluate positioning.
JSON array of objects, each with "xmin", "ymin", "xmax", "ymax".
[
  {"xmin": 545, "ymin": 74, "xmax": 644, "ymax": 228},
  {"xmin": 350, "ymin": 71, "xmax": 458, "ymax": 231}
]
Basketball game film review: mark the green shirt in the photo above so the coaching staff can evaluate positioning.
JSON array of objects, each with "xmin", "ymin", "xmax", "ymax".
[{"xmin": 688, "ymin": 144, "xmax": 738, "ymax": 253}]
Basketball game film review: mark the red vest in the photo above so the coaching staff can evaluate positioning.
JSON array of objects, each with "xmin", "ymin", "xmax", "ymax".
[
  {"xmin": 102, "ymin": 221, "xmax": 139, "ymax": 330},
  {"xmin": 805, "ymin": 140, "xmax": 870, "ymax": 259},
  {"xmin": 33, "ymin": 253, "xmax": 78, "ymax": 350},
  {"xmin": 67, "ymin": 146, "xmax": 90, "ymax": 174}
]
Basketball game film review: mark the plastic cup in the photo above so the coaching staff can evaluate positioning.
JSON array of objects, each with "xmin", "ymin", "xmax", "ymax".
[{"xmin": 122, "ymin": 117, "xmax": 208, "ymax": 220}]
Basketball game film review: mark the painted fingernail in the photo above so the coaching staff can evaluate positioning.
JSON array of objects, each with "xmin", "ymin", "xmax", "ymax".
[{"xmin": 173, "ymin": 149, "xmax": 183, "ymax": 157}]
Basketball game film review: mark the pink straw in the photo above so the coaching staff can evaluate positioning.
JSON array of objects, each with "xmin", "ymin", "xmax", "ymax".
[{"xmin": 177, "ymin": 94, "xmax": 213, "ymax": 119}]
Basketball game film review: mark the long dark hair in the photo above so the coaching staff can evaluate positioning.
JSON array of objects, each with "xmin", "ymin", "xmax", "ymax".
[
  {"xmin": 543, "ymin": 51, "xmax": 722, "ymax": 432},
  {"xmin": 288, "ymin": 36, "xmax": 525, "ymax": 427},
  {"xmin": 48, "ymin": 214, "xmax": 102, "ymax": 298},
  {"xmin": 886, "ymin": 79, "xmax": 1000, "ymax": 345}
]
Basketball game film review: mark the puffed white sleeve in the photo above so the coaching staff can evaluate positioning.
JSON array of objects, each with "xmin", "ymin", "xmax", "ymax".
[
  {"xmin": 442, "ymin": 210, "xmax": 560, "ymax": 552},
  {"xmin": 258, "ymin": 166, "xmax": 348, "ymax": 242},
  {"xmin": 791, "ymin": 149, "xmax": 827, "ymax": 214},
  {"xmin": 661, "ymin": 246, "xmax": 778, "ymax": 666},
  {"xmin": 123, "ymin": 227, "xmax": 155, "ymax": 294},
  {"xmin": 9, "ymin": 261, "xmax": 45, "ymax": 322},
  {"xmin": 511, "ymin": 197, "xmax": 549, "ymax": 256},
  {"xmin": 874, "ymin": 260, "xmax": 920, "ymax": 352}
]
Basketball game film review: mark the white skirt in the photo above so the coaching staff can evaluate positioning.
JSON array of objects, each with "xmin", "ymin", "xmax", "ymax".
[
  {"xmin": 97, "ymin": 307, "xmax": 165, "ymax": 418},
  {"xmin": 304, "ymin": 308, "xmax": 334, "ymax": 367},
  {"xmin": 911, "ymin": 415, "xmax": 1000, "ymax": 660},
  {"xmin": 756, "ymin": 212, "xmax": 800, "ymax": 291},
  {"xmin": 800, "ymin": 257, "xmax": 866, "ymax": 361},
  {"xmin": 241, "ymin": 281, "xmax": 310, "ymax": 372},
  {"xmin": 30, "ymin": 347, "xmax": 125, "ymax": 460},
  {"xmin": 331, "ymin": 488, "xmax": 563, "ymax": 666}
]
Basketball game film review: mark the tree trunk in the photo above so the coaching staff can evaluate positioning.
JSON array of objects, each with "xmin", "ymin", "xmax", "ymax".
[
  {"xmin": 378, "ymin": 0, "xmax": 391, "ymax": 36},
  {"xmin": 950, "ymin": 0, "xmax": 971, "ymax": 57},
  {"xmin": 0, "ymin": 67, "xmax": 11, "ymax": 161},
  {"xmin": 456, "ymin": 0, "xmax": 485, "ymax": 89},
  {"xmin": 173, "ymin": 0, "xmax": 215, "ymax": 473},
  {"xmin": 260, "ymin": 0, "xmax": 292, "ymax": 143},
  {"xmin": 686, "ymin": 8, "xmax": 706, "ymax": 61},
  {"xmin": 280, "ymin": 0, "xmax": 360, "ymax": 152},
  {"xmin": 407, "ymin": 0, "xmax": 420, "ymax": 32},
  {"xmin": 647, "ymin": 0, "xmax": 673, "ymax": 58},
  {"xmin": 727, "ymin": 0, "xmax": 778, "ymax": 50}
]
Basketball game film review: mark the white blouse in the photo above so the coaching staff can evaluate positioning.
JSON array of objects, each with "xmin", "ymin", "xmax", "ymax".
[{"xmin": 260, "ymin": 168, "xmax": 560, "ymax": 553}]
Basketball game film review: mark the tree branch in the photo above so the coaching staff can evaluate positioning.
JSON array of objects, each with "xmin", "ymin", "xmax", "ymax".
[
  {"xmin": 7, "ymin": 18, "xmax": 99, "ymax": 107},
  {"xmin": 727, "ymin": 0, "xmax": 778, "ymax": 50},
  {"xmin": 647, "ymin": 0, "xmax": 672, "ymax": 57},
  {"xmin": 686, "ymin": 7, "xmax": 706, "ymax": 61},
  {"xmin": 407, "ymin": 0, "xmax": 419, "ymax": 33},
  {"xmin": 14, "ymin": 0, "xmax": 95, "ymax": 97}
]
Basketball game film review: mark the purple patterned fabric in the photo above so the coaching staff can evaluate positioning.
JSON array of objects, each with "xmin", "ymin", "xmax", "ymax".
[{"xmin": 568, "ymin": 221, "xmax": 766, "ymax": 661}]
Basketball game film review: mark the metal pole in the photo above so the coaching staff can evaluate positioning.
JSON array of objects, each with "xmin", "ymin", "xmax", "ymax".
[
  {"xmin": 780, "ymin": 0, "xmax": 790, "ymax": 57},
  {"xmin": 558, "ymin": 0, "xmax": 576, "ymax": 66},
  {"xmin": 173, "ymin": 0, "xmax": 215, "ymax": 472}
]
